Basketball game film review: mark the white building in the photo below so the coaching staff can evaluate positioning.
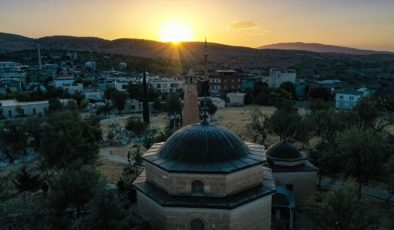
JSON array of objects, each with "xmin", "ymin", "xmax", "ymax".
[
  {"xmin": 118, "ymin": 62, "xmax": 127, "ymax": 70},
  {"xmin": 0, "ymin": 61, "xmax": 18, "ymax": 70},
  {"xmin": 197, "ymin": 97, "xmax": 225, "ymax": 108},
  {"xmin": 226, "ymin": 92, "xmax": 246, "ymax": 106},
  {"xmin": 85, "ymin": 90, "xmax": 104, "ymax": 101},
  {"xmin": 335, "ymin": 87, "xmax": 372, "ymax": 109},
  {"xmin": 150, "ymin": 77, "xmax": 184, "ymax": 94},
  {"xmin": 262, "ymin": 68, "xmax": 296, "ymax": 88},
  {"xmin": 53, "ymin": 77, "xmax": 75, "ymax": 88},
  {"xmin": 0, "ymin": 99, "xmax": 70, "ymax": 118},
  {"xmin": 114, "ymin": 80, "xmax": 131, "ymax": 92},
  {"xmin": 85, "ymin": 61, "xmax": 96, "ymax": 71},
  {"xmin": 0, "ymin": 100, "xmax": 48, "ymax": 118}
]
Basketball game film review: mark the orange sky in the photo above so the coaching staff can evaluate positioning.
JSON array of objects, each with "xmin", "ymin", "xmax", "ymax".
[{"xmin": 0, "ymin": 0, "xmax": 394, "ymax": 51}]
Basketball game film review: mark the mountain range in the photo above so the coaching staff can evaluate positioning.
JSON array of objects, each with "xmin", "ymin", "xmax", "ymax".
[
  {"xmin": 258, "ymin": 42, "xmax": 391, "ymax": 55},
  {"xmin": 0, "ymin": 32, "xmax": 393, "ymax": 65}
]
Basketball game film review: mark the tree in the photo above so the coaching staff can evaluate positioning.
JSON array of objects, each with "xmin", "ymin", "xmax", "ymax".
[
  {"xmin": 23, "ymin": 117, "xmax": 43, "ymax": 150},
  {"xmin": 352, "ymin": 96, "xmax": 384, "ymax": 131},
  {"xmin": 309, "ymin": 140, "xmax": 342, "ymax": 186},
  {"xmin": 49, "ymin": 164, "xmax": 100, "ymax": 219},
  {"xmin": 40, "ymin": 110, "xmax": 99, "ymax": 169},
  {"xmin": 207, "ymin": 101, "xmax": 217, "ymax": 121},
  {"xmin": 107, "ymin": 130, "xmax": 115, "ymax": 145},
  {"xmin": 104, "ymin": 87, "xmax": 116, "ymax": 100},
  {"xmin": 13, "ymin": 167, "xmax": 41, "ymax": 197},
  {"xmin": 165, "ymin": 93, "xmax": 182, "ymax": 128},
  {"xmin": 125, "ymin": 117, "xmax": 147, "ymax": 136},
  {"xmin": 279, "ymin": 81, "xmax": 296, "ymax": 99},
  {"xmin": 127, "ymin": 84, "xmax": 143, "ymax": 101},
  {"xmin": 72, "ymin": 91, "xmax": 85, "ymax": 107},
  {"xmin": 111, "ymin": 91, "xmax": 127, "ymax": 114},
  {"xmin": 270, "ymin": 102, "xmax": 302, "ymax": 141},
  {"xmin": 0, "ymin": 120, "xmax": 29, "ymax": 163},
  {"xmin": 249, "ymin": 107, "xmax": 271, "ymax": 145},
  {"xmin": 142, "ymin": 129, "xmax": 156, "ymax": 149},
  {"xmin": 15, "ymin": 105, "xmax": 25, "ymax": 117},
  {"xmin": 142, "ymin": 70, "xmax": 150, "ymax": 124},
  {"xmin": 336, "ymin": 128, "xmax": 390, "ymax": 195},
  {"xmin": 48, "ymin": 98, "xmax": 64, "ymax": 113},
  {"xmin": 73, "ymin": 188, "xmax": 130, "ymax": 229},
  {"xmin": 131, "ymin": 146, "xmax": 144, "ymax": 177},
  {"xmin": 307, "ymin": 108, "xmax": 349, "ymax": 142},
  {"xmin": 268, "ymin": 88, "xmax": 293, "ymax": 106},
  {"xmin": 309, "ymin": 87, "xmax": 332, "ymax": 101},
  {"xmin": 96, "ymin": 103, "xmax": 113, "ymax": 118},
  {"xmin": 305, "ymin": 181, "xmax": 380, "ymax": 230}
]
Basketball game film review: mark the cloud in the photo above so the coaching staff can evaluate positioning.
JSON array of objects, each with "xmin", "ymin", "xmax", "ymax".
[
  {"xmin": 228, "ymin": 20, "xmax": 257, "ymax": 29},
  {"xmin": 228, "ymin": 20, "xmax": 268, "ymax": 37}
]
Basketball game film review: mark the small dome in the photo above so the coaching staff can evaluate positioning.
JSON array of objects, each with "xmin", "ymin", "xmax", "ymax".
[
  {"xmin": 158, "ymin": 124, "xmax": 250, "ymax": 164},
  {"xmin": 266, "ymin": 141, "xmax": 307, "ymax": 167},
  {"xmin": 266, "ymin": 141, "xmax": 303, "ymax": 160}
]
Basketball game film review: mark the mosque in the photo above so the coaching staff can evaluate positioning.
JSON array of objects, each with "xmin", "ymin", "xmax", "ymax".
[{"xmin": 133, "ymin": 41, "xmax": 318, "ymax": 230}]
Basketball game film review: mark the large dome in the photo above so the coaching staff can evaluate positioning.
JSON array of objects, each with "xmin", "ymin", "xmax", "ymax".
[
  {"xmin": 144, "ymin": 123, "xmax": 265, "ymax": 173},
  {"xmin": 158, "ymin": 124, "xmax": 250, "ymax": 163}
]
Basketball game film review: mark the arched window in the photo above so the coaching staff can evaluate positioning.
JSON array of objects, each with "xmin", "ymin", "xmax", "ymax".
[
  {"xmin": 191, "ymin": 180, "xmax": 204, "ymax": 194},
  {"xmin": 191, "ymin": 218, "xmax": 204, "ymax": 230}
]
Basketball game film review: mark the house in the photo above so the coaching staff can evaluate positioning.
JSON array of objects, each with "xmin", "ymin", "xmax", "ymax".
[
  {"xmin": 0, "ymin": 99, "xmax": 70, "ymax": 118},
  {"xmin": 85, "ymin": 90, "xmax": 104, "ymax": 102},
  {"xmin": 85, "ymin": 61, "xmax": 96, "ymax": 71},
  {"xmin": 335, "ymin": 87, "xmax": 372, "ymax": 109},
  {"xmin": 53, "ymin": 77, "xmax": 75, "ymax": 88},
  {"xmin": 0, "ymin": 100, "xmax": 49, "ymax": 118},
  {"xmin": 198, "ymin": 97, "xmax": 226, "ymax": 109},
  {"xmin": 114, "ymin": 80, "xmax": 131, "ymax": 92},
  {"xmin": 226, "ymin": 92, "xmax": 246, "ymax": 106},
  {"xmin": 262, "ymin": 68, "xmax": 296, "ymax": 88},
  {"xmin": 241, "ymin": 76, "xmax": 262, "ymax": 92},
  {"xmin": 150, "ymin": 77, "xmax": 184, "ymax": 95},
  {"xmin": 210, "ymin": 70, "xmax": 242, "ymax": 98},
  {"xmin": 0, "ymin": 79, "xmax": 22, "ymax": 93}
]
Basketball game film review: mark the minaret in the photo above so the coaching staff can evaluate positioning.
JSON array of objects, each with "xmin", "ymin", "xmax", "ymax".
[
  {"xmin": 182, "ymin": 69, "xmax": 200, "ymax": 126},
  {"xmin": 37, "ymin": 44, "xmax": 42, "ymax": 70},
  {"xmin": 204, "ymin": 37, "xmax": 209, "ymax": 81},
  {"xmin": 197, "ymin": 37, "xmax": 210, "ymax": 97}
]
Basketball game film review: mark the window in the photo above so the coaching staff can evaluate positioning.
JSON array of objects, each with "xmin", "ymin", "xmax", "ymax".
[
  {"xmin": 191, "ymin": 219, "xmax": 204, "ymax": 230},
  {"xmin": 8, "ymin": 110, "xmax": 12, "ymax": 118},
  {"xmin": 32, "ymin": 108, "xmax": 36, "ymax": 114},
  {"xmin": 191, "ymin": 180, "xmax": 204, "ymax": 194}
]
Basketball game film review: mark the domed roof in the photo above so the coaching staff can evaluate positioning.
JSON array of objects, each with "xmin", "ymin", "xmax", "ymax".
[
  {"xmin": 266, "ymin": 141, "xmax": 304, "ymax": 160},
  {"xmin": 143, "ymin": 123, "xmax": 265, "ymax": 174},
  {"xmin": 158, "ymin": 124, "xmax": 250, "ymax": 163}
]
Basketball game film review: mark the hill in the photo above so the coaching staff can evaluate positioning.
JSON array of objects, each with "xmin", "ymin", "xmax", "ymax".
[{"xmin": 259, "ymin": 42, "xmax": 392, "ymax": 55}]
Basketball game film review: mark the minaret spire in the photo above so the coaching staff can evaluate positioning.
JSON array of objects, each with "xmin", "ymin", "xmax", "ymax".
[{"xmin": 203, "ymin": 37, "xmax": 208, "ymax": 81}]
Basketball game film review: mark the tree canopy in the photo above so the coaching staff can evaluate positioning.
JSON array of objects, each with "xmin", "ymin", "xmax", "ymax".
[{"xmin": 40, "ymin": 110, "xmax": 100, "ymax": 169}]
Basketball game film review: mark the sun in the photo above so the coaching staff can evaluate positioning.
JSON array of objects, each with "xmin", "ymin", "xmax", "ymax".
[{"xmin": 160, "ymin": 21, "xmax": 193, "ymax": 43}]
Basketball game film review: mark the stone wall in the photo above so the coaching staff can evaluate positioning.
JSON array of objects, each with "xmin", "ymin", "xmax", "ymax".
[
  {"xmin": 145, "ymin": 162, "xmax": 263, "ymax": 197},
  {"xmin": 137, "ymin": 191, "xmax": 272, "ymax": 230},
  {"xmin": 272, "ymin": 171, "xmax": 317, "ymax": 205},
  {"xmin": 229, "ymin": 195, "xmax": 272, "ymax": 230}
]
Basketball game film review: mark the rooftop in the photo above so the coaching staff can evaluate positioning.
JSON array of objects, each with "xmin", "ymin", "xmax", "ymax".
[{"xmin": 143, "ymin": 124, "xmax": 266, "ymax": 174}]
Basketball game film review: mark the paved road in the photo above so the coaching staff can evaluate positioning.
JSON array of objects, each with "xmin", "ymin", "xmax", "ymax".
[{"xmin": 98, "ymin": 150, "xmax": 132, "ymax": 165}]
